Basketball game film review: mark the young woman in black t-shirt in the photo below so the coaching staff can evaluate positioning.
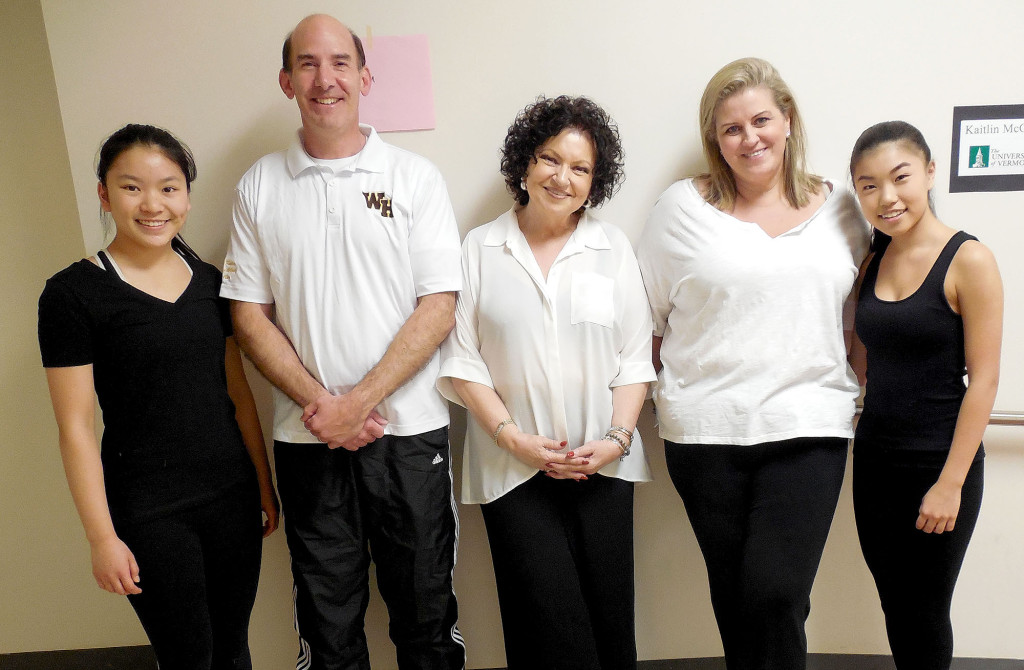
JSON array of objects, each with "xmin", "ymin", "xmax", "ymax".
[
  {"xmin": 849, "ymin": 121, "xmax": 1002, "ymax": 669},
  {"xmin": 39, "ymin": 124, "xmax": 279, "ymax": 670}
]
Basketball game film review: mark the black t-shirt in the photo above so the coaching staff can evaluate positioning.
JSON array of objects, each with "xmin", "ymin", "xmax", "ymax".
[{"xmin": 38, "ymin": 253, "xmax": 253, "ymax": 524}]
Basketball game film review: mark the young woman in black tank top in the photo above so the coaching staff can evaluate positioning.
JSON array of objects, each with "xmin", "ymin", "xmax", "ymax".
[{"xmin": 848, "ymin": 121, "xmax": 1002, "ymax": 669}]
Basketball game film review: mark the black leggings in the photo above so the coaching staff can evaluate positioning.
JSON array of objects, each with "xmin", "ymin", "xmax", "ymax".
[
  {"xmin": 853, "ymin": 454, "xmax": 983, "ymax": 670},
  {"xmin": 117, "ymin": 480, "xmax": 263, "ymax": 670},
  {"xmin": 481, "ymin": 473, "xmax": 637, "ymax": 670},
  {"xmin": 665, "ymin": 437, "xmax": 848, "ymax": 670}
]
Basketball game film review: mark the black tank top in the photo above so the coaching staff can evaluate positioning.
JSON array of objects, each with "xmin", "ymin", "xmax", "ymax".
[{"xmin": 854, "ymin": 231, "xmax": 983, "ymax": 464}]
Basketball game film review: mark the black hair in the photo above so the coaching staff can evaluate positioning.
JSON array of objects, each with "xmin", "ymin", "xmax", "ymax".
[
  {"xmin": 850, "ymin": 120, "xmax": 935, "ymax": 252},
  {"xmin": 500, "ymin": 96, "xmax": 624, "ymax": 209},
  {"xmin": 849, "ymin": 120, "xmax": 932, "ymax": 179},
  {"xmin": 96, "ymin": 124, "xmax": 200, "ymax": 259},
  {"xmin": 97, "ymin": 123, "xmax": 196, "ymax": 189}
]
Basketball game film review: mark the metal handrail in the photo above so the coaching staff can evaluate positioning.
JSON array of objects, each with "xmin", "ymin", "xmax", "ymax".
[
  {"xmin": 854, "ymin": 407, "xmax": 1024, "ymax": 426},
  {"xmin": 989, "ymin": 410, "xmax": 1024, "ymax": 426}
]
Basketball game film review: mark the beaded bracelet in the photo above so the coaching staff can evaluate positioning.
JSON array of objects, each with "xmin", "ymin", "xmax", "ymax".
[
  {"xmin": 607, "ymin": 425, "xmax": 634, "ymax": 447},
  {"xmin": 604, "ymin": 431, "xmax": 630, "ymax": 460},
  {"xmin": 492, "ymin": 418, "xmax": 516, "ymax": 443}
]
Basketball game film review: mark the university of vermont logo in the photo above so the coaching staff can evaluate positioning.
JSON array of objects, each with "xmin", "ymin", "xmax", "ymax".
[
  {"xmin": 363, "ymin": 191, "xmax": 394, "ymax": 218},
  {"xmin": 969, "ymin": 146, "xmax": 989, "ymax": 168}
]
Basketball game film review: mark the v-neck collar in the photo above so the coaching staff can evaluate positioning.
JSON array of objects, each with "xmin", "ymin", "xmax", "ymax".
[
  {"xmin": 689, "ymin": 179, "xmax": 837, "ymax": 240},
  {"xmin": 96, "ymin": 249, "xmax": 195, "ymax": 305},
  {"xmin": 483, "ymin": 207, "xmax": 611, "ymax": 286}
]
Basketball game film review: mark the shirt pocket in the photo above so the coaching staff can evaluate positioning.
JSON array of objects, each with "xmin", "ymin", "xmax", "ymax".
[{"xmin": 570, "ymin": 271, "xmax": 615, "ymax": 329}]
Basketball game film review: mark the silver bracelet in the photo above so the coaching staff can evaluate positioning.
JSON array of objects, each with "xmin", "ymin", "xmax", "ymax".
[
  {"xmin": 607, "ymin": 425, "xmax": 634, "ymax": 446},
  {"xmin": 492, "ymin": 418, "xmax": 516, "ymax": 443},
  {"xmin": 604, "ymin": 431, "xmax": 630, "ymax": 459}
]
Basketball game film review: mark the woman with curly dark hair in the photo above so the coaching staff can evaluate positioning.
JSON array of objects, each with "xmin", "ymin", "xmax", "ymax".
[{"xmin": 438, "ymin": 95, "xmax": 655, "ymax": 670}]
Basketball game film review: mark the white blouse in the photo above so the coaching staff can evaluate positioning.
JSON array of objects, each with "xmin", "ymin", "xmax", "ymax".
[
  {"xmin": 638, "ymin": 178, "xmax": 870, "ymax": 446},
  {"xmin": 438, "ymin": 208, "xmax": 656, "ymax": 504}
]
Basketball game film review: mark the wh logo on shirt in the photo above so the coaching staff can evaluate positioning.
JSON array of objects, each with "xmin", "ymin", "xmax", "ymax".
[{"xmin": 363, "ymin": 191, "xmax": 394, "ymax": 218}]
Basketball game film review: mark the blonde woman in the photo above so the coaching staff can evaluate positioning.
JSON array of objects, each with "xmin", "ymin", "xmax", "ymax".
[{"xmin": 638, "ymin": 59, "xmax": 869, "ymax": 669}]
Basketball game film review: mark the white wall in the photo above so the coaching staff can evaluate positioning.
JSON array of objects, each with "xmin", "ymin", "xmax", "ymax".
[{"xmin": 4, "ymin": 0, "xmax": 1019, "ymax": 666}]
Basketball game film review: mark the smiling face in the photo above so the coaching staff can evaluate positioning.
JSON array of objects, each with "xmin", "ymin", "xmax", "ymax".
[
  {"xmin": 279, "ymin": 15, "xmax": 371, "ymax": 150},
  {"xmin": 852, "ymin": 140, "xmax": 935, "ymax": 237},
  {"xmin": 522, "ymin": 128, "xmax": 596, "ymax": 220},
  {"xmin": 98, "ymin": 145, "xmax": 191, "ymax": 254},
  {"xmin": 714, "ymin": 86, "xmax": 791, "ymax": 187}
]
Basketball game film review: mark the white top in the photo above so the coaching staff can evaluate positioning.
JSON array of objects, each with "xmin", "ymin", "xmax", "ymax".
[
  {"xmin": 96, "ymin": 247, "xmax": 192, "ymax": 280},
  {"xmin": 637, "ymin": 178, "xmax": 870, "ymax": 445},
  {"xmin": 438, "ymin": 208, "xmax": 656, "ymax": 504},
  {"xmin": 221, "ymin": 125, "xmax": 462, "ymax": 441}
]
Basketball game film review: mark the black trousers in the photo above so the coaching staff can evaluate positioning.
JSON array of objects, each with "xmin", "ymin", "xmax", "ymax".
[
  {"xmin": 665, "ymin": 437, "xmax": 848, "ymax": 670},
  {"xmin": 119, "ymin": 479, "xmax": 263, "ymax": 670},
  {"xmin": 480, "ymin": 472, "xmax": 637, "ymax": 670},
  {"xmin": 853, "ymin": 453, "xmax": 983, "ymax": 670},
  {"xmin": 275, "ymin": 429, "xmax": 464, "ymax": 670}
]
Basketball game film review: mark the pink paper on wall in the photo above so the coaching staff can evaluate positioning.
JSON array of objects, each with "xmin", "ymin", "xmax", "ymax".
[{"xmin": 360, "ymin": 34, "xmax": 436, "ymax": 132}]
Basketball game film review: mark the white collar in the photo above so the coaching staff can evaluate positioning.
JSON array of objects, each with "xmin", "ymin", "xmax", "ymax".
[{"xmin": 285, "ymin": 124, "xmax": 385, "ymax": 178}]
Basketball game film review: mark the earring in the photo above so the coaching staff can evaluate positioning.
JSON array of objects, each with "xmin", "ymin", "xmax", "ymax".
[
  {"xmin": 520, "ymin": 178, "xmax": 527, "ymax": 191},
  {"xmin": 584, "ymin": 199, "xmax": 591, "ymax": 208},
  {"xmin": 786, "ymin": 130, "xmax": 791, "ymax": 138}
]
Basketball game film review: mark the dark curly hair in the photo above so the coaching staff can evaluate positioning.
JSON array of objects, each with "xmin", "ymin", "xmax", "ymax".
[{"xmin": 500, "ymin": 96, "xmax": 624, "ymax": 209}]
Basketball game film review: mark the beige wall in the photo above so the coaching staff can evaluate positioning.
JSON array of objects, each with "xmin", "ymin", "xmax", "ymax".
[
  {"xmin": 0, "ymin": 0, "xmax": 149, "ymax": 651},
  {"xmin": 3, "ymin": 0, "xmax": 1022, "ymax": 666}
]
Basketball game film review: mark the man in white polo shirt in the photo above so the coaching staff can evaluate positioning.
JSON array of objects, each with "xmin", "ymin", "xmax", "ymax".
[{"xmin": 221, "ymin": 14, "xmax": 464, "ymax": 670}]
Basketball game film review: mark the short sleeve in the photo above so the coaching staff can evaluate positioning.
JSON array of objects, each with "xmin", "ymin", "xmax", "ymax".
[
  {"xmin": 839, "ymin": 188, "xmax": 871, "ymax": 268},
  {"xmin": 220, "ymin": 179, "xmax": 275, "ymax": 304},
  {"xmin": 437, "ymin": 235, "xmax": 494, "ymax": 406},
  {"xmin": 407, "ymin": 164, "xmax": 462, "ymax": 297},
  {"xmin": 201, "ymin": 261, "xmax": 234, "ymax": 338},
  {"xmin": 611, "ymin": 239, "xmax": 657, "ymax": 387},
  {"xmin": 217, "ymin": 297, "xmax": 234, "ymax": 338},
  {"xmin": 38, "ymin": 277, "xmax": 94, "ymax": 368},
  {"xmin": 637, "ymin": 184, "xmax": 685, "ymax": 337}
]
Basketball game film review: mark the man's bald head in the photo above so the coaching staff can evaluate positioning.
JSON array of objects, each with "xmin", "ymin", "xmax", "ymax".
[{"xmin": 281, "ymin": 14, "xmax": 366, "ymax": 72}]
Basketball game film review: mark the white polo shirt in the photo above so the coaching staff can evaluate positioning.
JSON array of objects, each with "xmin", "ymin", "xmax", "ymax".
[
  {"xmin": 438, "ymin": 208, "xmax": 656, "ymax": 504},
  {"xmin": 638, "ymin": 178, "xmax": 870, "ymax": 446},
  {"xmin": 222, "ymin": 125, "xmax": 462, "ymax": 442}
]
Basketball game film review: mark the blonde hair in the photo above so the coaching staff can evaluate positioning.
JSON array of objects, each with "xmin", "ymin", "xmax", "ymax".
[{"xmin": 697, "ymin": 57, "xmax": 821, "ymax": 211}]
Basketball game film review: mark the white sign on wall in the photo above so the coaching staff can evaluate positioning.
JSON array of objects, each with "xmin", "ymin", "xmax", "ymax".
[{"xmin": 950, "ymin": 105, "xmax": 1024, "ymax": 192}]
